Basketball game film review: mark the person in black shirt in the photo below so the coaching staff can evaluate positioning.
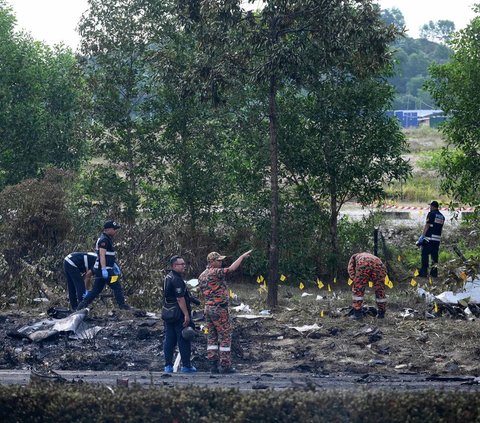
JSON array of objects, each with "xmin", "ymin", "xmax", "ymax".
[
  {"xmin": 63, "ymin": 252, "xmax": 97, "ymax": 310},
  {"xmin": 162, "ymin": 255, "xmax": 197, "ymax": 373},
  {"xmin": 418, "ymin": 201, "xmax": 445, "ymax": 278},
  {"xmin": 76, "ymin": 220, "xmax": 129, "ymax": 310}
]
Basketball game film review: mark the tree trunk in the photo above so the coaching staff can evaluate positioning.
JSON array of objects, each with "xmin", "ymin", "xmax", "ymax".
[
  {"xmin": 267, "ymin": 72, "xmax": 280, "ymax": 308},
  {"xmin": 329, "ymin": 191, "xmax": 339, "ymax": 281},
  {"xmin": 125, "ymin": 126, "xmax": 138, "ymax": 224}
]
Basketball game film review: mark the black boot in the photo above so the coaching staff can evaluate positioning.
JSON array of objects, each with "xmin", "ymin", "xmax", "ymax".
[
  {"xmin": 210, "ymin": 360, "xmax": 219, "ymax": 374},
  {"xmin": 350, "ymin": 309, "xmax": 364, "ymax": 320},
  {"xmin": 377, "ymin": 310, "xmax": 385, "ymax": 319},
  {"xmin": 220, "ymin": 366, "xmax": 236, "ymax": 374}
]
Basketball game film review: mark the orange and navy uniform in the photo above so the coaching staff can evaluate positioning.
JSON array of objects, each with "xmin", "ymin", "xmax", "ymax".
[
  {"xmin": 348, "ymin": 252, "xmax": 387, "ymax": 312},
  {"xmin": 198, "ymin": 266, "xmax": 232, "ymax": 367}
]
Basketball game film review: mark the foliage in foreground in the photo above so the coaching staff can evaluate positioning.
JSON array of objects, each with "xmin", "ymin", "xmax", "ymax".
[{"xmin": 0, "ymin": 384, "xmax": 479, "ymax": 423}]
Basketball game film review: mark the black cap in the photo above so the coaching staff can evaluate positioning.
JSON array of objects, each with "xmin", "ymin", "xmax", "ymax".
[
  {"xmin": 104, "ymin": 220, "xmax": 121, "ymax": 229},
  {"xmin": 429, "ymin": 201, "xmax": 439, "ymax": 208}
]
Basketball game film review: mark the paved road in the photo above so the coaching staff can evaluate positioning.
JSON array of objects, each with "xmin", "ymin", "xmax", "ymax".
[{"xmin": 2, "ymin": 370, "xmax": 480, "ymax": 391}]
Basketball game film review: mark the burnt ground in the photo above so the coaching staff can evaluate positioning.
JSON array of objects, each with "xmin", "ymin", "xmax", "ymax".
[{"xmin": 2, "ymin": 283, "xmax": 480, "ymax": 391}]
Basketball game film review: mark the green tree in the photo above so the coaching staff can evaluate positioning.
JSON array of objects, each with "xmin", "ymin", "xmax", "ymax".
[
  {"xmin": 0, "ymin": 2, "xmax": 89, "ymax": 189},
  {"xmin": 425, "ymin": 6, "xmax": 480, "ymax": 205},
  {"xmin": 280, "ymin": 76, "xmax": 410, "ymax": 276},
  {"xmin": 381, "ymin": 7, "xmax": 405, "ymax": 30},
  {"xmin": 177, "ymin": 0, "xmax": 404, "ymax": 306},
  {"xmin": 420, "ymin": 20, "xmax": 456, "ymax": 43},
  {"xmin": 78, "ymin": 0, "xmax": 175, "ymax": 221}
]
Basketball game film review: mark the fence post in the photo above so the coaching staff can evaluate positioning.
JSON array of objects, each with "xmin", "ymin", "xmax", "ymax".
[{"xmin": 373, "ymin": 227, "xmax": 378, "ymax": 256}]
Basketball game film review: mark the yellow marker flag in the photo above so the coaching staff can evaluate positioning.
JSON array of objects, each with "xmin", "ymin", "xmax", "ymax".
[
  {"xmin": 327, "ymin": 284, "xmax": 332, "ymax": 292},
  {"xmin": 263, "ymin": 280, "xmax": 267, "ymax": 289},
  {"xmin": 110, "ymin": 275, "xmax": 119, "ymax": 283},
  {"xmin": 414, "ymin": 269, "xmax": 419, "ymax": 277},
  {"xmin": 397, "ymin": 255, "xmax": 402, "ymax": 262},
  {"xmin": 203, "ymin": 327, "xmax": 209, "ymax": 334},
  {"xmin": 434, "ymin": 302, "xmax": 439, "ymax": 313},
  {"xmin": 259, "ymin": 275, "xmax": 264, "ymax": 282},
  {"xmin": 280, "ymin": 274, "xmax": 287, "ymax": 282},
  {"xmin": 460, "ymin": 272, "xmax": 467, "ymax": 281},
  {"xmin": 429, "ymin": 277, "xmax": 433, "ymax": 286},
  {"xmin": 299, "ymin": 282, "xmax": 305, "ymax": 290},
  {"xmin": 229, "ymin": 289, "xmax": 234, "ymax": 298},
  {"xmin": 320, "ymin": 310, "xmax": 324, "ymax": 317},
  {"xmin": 410, "ymin": 278, "xmax": 417, "ymax": 287},
  {"xmin": 317, "ymin": 279, "xmax": 324, "ymax": 289},
  {"xmin": 333, "ymin": 277, "xmax": 337, "ymax": 284},
  {"xmin": 368, "ymin": 281, "xmax": 373, "ymax": 288},
  {"xmin": 256, "ymin": 276, "xmax": 261, "ymax": 284},
  {"xmin": 347, "ymin": 278, "xmax": 353, "ymax": 286},
  {"xmin": 387, "ymin": 280, "xmax": 394, "ymax": 289}
]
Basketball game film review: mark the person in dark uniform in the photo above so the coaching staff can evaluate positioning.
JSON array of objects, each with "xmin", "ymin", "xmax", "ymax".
[
  {"xmin": 162, "ymin": 255, "xmax": 197, "ymax": 373},
  {"xmin": 76, "ymin": 220, "xmax": 129, "ymax": 310},
  {"xmin": 418, "ymin": 201, "xmax": 445, "ymax": 278},
  {"xmin": 63, "ymin": 252, "xmax": 97, "ymax": 310},
  {"xmin": 198, "ymin": 249, "xmax": 252, "ymax": 374}
]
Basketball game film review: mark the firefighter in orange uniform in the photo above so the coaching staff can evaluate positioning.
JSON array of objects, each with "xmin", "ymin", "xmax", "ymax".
[
  {"xmin": 198, "ymin": 249, "xmax": 252, "ymax": 374},
  {"xmin": 348, "ymin": 252, "xmax": 387, "ymax": 320}
]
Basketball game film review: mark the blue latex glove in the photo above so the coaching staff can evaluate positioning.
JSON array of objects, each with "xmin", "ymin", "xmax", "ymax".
[
  {"xmin": 417, "ymin": 235, "xmax": 425, "ymax": 244},
  {"xmin": 113, "ymin": 263, "xmax": 121, "ymax": 276},
  {"xmin": 102, "ymin": 268, "xmax": 109, "ymax": 279},
  {"xmin": 82, "ymin": 290, "xmax": 91, "ymax": 299}
]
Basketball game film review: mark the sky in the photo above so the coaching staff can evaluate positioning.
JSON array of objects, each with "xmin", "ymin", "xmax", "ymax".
[{"xmin": 5, "ymin": 0, "xmax": 479, "ymax": 50}]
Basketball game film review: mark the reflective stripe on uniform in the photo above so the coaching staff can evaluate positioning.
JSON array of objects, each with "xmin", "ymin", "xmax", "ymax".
[
  {"xmin": 83, "ymin": 255, "xmax": 89, "ymax": 271},
  {"xmin": 352, "ymin": 296, "xmax": 364, "ymax": 301},
  {"xmin": 219, "ymin": 346, "xmax": 231, "ymax": 352},
  {"xmin": 65, "ymin": 257, "xmax": 77, "ymax": 268},
  {"xmin": 106, "ymin": 251, "xmax": 116, "ymax": 256},
  {"xmin": 207, "ymin": 345, "xmax": 219, "ymax": 351},
  {"xmin": 375, "ymin": 298, "xmax": 387, "ymax": 303},
  {"xmin": 430, "ymin": 234, "xmax": 441, "ymax": 241}
]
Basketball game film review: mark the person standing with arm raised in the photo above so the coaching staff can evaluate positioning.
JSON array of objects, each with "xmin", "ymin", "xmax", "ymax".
[{"xmin": 198, "ymin": 249, "xmax": 252, "ymax": 374}]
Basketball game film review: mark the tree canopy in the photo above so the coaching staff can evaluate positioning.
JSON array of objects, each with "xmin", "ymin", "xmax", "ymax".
[{"xmin": 426, "ymin": 6, "xmax": 480, "ymax": 205}]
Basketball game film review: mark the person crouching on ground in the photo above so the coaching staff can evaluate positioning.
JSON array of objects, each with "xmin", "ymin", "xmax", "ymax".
[
  {"xmin": 63, "ymin": 251, "xmax": 97, "ymax": 310},
  {"xmin": 348, "ymin": 252, "xmax": 387, "ymax": 320},
  {"xmin": 163, "ymin": 255, "xmax": 197, "ymax": 373},
  {"xmin": 198, "ymin": 249, "xmax": 252, "ymax": 374}
]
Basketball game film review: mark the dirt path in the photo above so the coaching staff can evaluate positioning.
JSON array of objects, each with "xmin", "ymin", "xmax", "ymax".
[{"xmin": 2, "ymin": 369, "xmax": 480, "ymax": 392}]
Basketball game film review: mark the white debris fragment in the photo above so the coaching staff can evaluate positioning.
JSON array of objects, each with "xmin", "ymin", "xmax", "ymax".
[
  {"xmin": 288, "ymin": 323, "xmax": 321, "ymax": 333},
  {"xmin": 33, "ymin": 298, "xmax": 49, "ymax": 303},
  {"xmin": 232, "ymin": 303, "xmax": 252, "ymax": 313},
  {"xmin": 301, "ymin": 293, "xmax": 313, "ymax": 297},
  {"xmin": 259, "ymin": 310, "xmax": 270, "ymax": 315},
  {"xmin": 236, "ymin": 314, "xmax": 273, "ymax": 319},
  {"xmin": 399, "ymin": 308, "xmax": 417, "ymax": 319},
  {"xmin": 186, "ymin": 279, "xmax": 199, "ymax": 288},
  {"xmin": 417, "ymin": 288, "xmax": 435, "ymax": 303}
]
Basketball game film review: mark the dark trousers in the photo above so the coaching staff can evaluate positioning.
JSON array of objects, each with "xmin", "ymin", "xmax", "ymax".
[
  {"xmin": 76, "ymin": 271, "xmax": 126, "ymax": 310},
  {"xmin": 420, "ymin": 241, "xmax": 440, "ymax": 277},
  {"xmin": 163, "ymin": 319, "xmax": 191, "ymax": 367},
  {"xmin": 64, "ymin": 261, "xmax": 85, "ymax": 310}
]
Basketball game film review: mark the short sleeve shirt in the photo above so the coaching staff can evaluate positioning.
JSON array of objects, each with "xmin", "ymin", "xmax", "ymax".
[
  {"xmin": 425, "ymin": 210, "xmax": 445, "ymax": 242},
  {"xmin": 198, "ymin": 266, "xmax": 230, "ymax": 306},
  {"xmin": 164, "ymin": 271, "xmax": 186, "ymax": 304}
]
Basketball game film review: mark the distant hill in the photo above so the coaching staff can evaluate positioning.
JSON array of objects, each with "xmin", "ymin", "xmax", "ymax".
[{"xmin": 389, "ymin": 37, "xmax": 452, "ymax": 110}]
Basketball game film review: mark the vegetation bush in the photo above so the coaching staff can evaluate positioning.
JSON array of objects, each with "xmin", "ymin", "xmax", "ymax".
[{"xmin": 0, "ymin": 384, "xmax": 479, "ymax": 423}]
